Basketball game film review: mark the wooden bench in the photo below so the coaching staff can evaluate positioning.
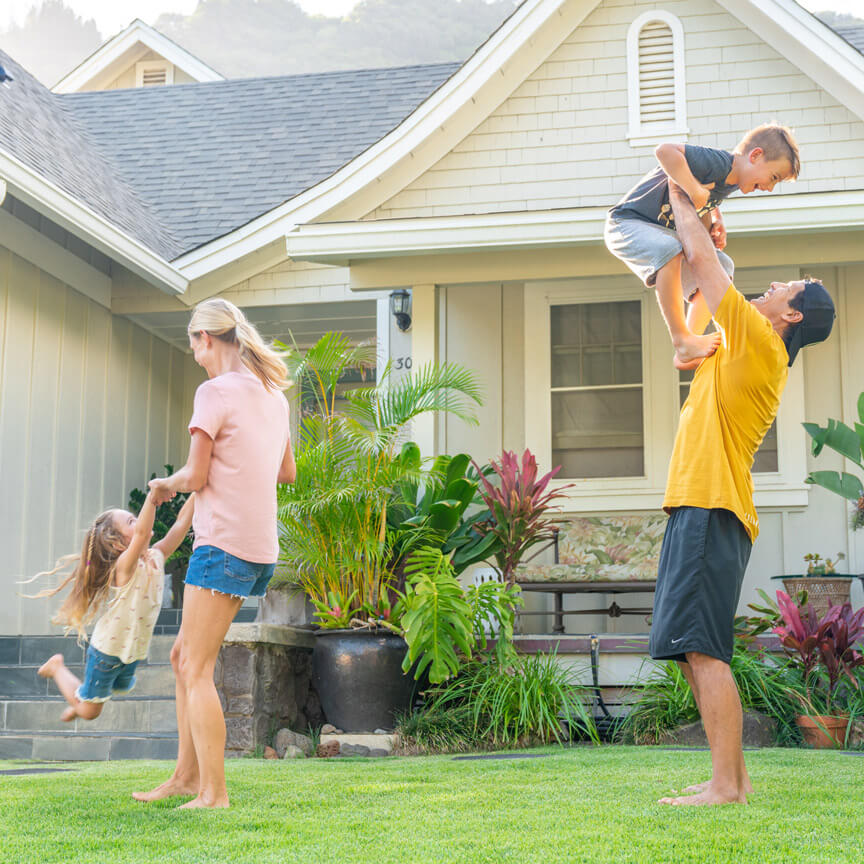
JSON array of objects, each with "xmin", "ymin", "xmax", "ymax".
[{"xmin": 514, "ymin": 513, "xmax": 665, "ymax": 634}]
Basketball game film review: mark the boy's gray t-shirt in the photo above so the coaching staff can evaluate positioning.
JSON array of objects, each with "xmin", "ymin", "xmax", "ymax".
[{"xmin": 610, "ymin": 144, "xmax": 737, "ymax": 229}]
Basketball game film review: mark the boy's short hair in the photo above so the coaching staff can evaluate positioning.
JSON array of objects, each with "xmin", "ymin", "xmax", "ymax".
[{"xmin": 737, "ymin": 123, "xmax": 800, "ymax": 180}]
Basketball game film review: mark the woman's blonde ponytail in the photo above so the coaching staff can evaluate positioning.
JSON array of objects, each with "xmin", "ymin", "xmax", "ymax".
[{"xmin": 188, "ymin": 298, "xmax": 289, "ymax": 391}]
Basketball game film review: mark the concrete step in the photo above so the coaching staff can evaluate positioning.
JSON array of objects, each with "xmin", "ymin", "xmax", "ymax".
[
  {"xmin": 0, "ymin": 730, "xmax": 178, "ymax": 761},
  {"xmin": 1, "ymin": 697, "xmax": 177, "ymax": 734},
  {"xmin": 0, "ymin": 662, "xmax": 177, "ymax": 699},
  {"xmin": 0, "ymin": 633, "xmax": 178, "ymax": 666}
]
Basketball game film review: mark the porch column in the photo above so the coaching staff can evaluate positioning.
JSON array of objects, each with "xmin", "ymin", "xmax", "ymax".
[{"xmin": 411, "ymin": 283, "xmax": 438, "ymax": 457}]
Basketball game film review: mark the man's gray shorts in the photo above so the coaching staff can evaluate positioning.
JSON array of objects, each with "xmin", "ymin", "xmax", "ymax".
[
  {"xmin": 605, "ymin": 214, "xmax": 734, "ymax": 298},
  {"xmin": 649, "ymin": 507, "xmax": 752, "ymax": 665}
]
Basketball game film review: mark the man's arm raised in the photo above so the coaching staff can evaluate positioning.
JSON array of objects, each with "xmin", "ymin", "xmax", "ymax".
[{"xmin": 668, "ymin": 182, "xmax": 732, "ymax": 316}]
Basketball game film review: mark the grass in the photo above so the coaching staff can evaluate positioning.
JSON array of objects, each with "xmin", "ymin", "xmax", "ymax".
[{"xmin": 2, "ymin": 747, "xmax": 863, "ymax": 863}]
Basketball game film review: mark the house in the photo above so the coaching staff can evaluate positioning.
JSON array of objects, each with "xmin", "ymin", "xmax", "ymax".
[
  {"xmin": 52, "ymin": 18, "xmax": 224, "ymax": 92},
  {"xmin": 2, "ymin": 0, "xmax": 863, "ymax": 647}
]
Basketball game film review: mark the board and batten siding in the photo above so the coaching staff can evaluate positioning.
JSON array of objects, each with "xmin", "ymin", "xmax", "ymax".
[
  {"xmin": 0, "ymin": 245, "xmax": 195, "ymax": 634},
  {"xmin": 369, "ymin": 0, "xmax": 864, "ymax": 220}
]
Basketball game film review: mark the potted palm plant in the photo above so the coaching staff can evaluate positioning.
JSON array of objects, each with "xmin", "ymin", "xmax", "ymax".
[
  {"xmin": 276, "ymin": 333, "xmax": 487, "ymax": 732},
  {"xmin": 773, "ymin": 590, "xmax": 864, "ymax": 748}
]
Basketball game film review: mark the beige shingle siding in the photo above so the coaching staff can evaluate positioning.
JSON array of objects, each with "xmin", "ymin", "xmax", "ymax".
[
  {"xmin": 370, "ymin": 0, "xmax": 864, "ymax": 221},
  {"xmin": 0, "ymin": 247, "xmax": 192, "ymax": 634}
]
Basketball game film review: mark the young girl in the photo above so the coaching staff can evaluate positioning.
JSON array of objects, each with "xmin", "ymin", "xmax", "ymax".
[{"xmin": 26, "ymin": 491, "xmax": 194, "ymax": 722}]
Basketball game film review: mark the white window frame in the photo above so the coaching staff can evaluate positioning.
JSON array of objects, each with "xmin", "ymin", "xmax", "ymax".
[
  {"xmin": 135, "ymin": 60, "xmax": 174, "ymax": 88},
  {"xmin": 525, "ymin": 269, "xmax": 810, "ymax": 513},
  {"xmin": 626, "ymin": 10, "xmax": 688, "ymax": 148}
]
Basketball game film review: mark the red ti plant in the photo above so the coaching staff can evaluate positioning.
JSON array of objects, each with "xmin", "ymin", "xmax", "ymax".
[
  {"xmin": 472, "ymin": 449, "xmax": 573, "ymax": 585},
  {"xmin": 773, "ymin": 590, "xmax": 864, "ymax": 715}
]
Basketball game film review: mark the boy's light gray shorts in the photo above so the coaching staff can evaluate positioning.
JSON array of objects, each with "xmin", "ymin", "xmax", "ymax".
[{"xmin": 604, "ymin": 214, "xmax": 734, "ymax": 298}]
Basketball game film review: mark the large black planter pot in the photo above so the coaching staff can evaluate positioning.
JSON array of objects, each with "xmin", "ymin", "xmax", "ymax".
[{"xmin": 313, "ymin": 629, "xmax": 415, "ymax": 733}]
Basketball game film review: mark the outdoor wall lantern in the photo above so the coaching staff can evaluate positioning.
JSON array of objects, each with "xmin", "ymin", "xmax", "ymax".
[{"xmin": 390, "ymin": 289, "xmax": 412, "ymax": 332}]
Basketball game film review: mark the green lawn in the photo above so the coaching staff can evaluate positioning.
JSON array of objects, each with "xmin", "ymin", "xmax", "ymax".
[{"xmin": 1, "ymin": 747, "xmax": 862, "ymax": 863}]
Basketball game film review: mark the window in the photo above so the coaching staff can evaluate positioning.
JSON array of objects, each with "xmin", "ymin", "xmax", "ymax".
[
  {"xmin": 550, "ymin": 300, "xmax": 644, "ymax": 479},
  {"xmin": 135, "ymin": 60, "xmax": 174, "ymax": 88},
  {"xmin": 626, "ymin": 11, "xmax": 688, "ymax": 147}
]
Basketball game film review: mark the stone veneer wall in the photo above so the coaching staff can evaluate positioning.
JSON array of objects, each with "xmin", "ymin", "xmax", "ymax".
[{"xmin": 215, "ymin": 623, "xmax": 323, "ymax": 756}]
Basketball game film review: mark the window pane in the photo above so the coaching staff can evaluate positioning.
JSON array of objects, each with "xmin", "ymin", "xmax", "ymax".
[
  {"xmin": 552, "ymin": 388, "xmax": 644, "ymax": 478},
  {"xmin": 551, "ymin": 301, "xmax": 642, "ymax": 387}
]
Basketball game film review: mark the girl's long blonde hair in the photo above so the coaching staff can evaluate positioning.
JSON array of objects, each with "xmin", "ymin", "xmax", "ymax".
[
  {"xmin": 188, "ymin": 298, "xmax": 290, "ymax": 391},
  {"xmin": 21, "ymin": 510, "xmax": 125, "ymax": 643}
]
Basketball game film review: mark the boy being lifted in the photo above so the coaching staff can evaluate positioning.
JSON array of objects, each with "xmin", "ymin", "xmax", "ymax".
[{"xmin": 605, "ymin": 124, "xmax": 799, "ymax": 369}]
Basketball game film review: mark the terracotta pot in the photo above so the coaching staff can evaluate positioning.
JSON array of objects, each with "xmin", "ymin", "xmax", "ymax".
[{"xmin": 795, "ymin": 714, "xmax": 849, "ymax": 749}]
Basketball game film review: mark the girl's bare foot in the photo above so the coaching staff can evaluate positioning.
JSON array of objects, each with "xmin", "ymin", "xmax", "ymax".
[
  {"xmin": 38, "ymin": 654, "xmax": 64, "ymax": 678},
  {"xmin": 132, "ymin": 779, "xmax": 199, "ymax": 802},
  {"xmin": 673, "ymin": 332, "xmax": 721, "ymax": 369},
  {"xmin": 60, "ymin": 706, "xmax": 77, "ymax": 723}
]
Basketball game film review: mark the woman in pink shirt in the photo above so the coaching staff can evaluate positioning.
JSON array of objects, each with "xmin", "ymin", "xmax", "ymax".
[{"xmin": 133, "ymin": 298, "xmax": 295, "ymax": 809}]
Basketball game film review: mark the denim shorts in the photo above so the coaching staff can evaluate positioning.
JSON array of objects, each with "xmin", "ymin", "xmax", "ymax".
[
  {"xmin": 185, "ymin": 545, "xmax": 275, "ymax": 598},
  {"xmin": 604, "ymin": 214, "xmax": 734, "ymax": 298},
  {"xmin": 76, "ymin": 644, "xmax": 138, "ymax": 703}
]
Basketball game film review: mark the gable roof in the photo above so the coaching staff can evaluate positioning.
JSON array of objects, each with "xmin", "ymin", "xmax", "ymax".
[
  {"xmin": 833, "ymin": 23, "xmax": 864, "ymax": 55},
  {"xmin": 52, "ymin": 19, "xmax": 223, "ymax": 93},
  {"xmin": 61, "ymin": 63, "xmax": 459, "ymax": 259},
  {"xmin": 0, "ymin": 48, "xmax": 181, "ymax": 261}
]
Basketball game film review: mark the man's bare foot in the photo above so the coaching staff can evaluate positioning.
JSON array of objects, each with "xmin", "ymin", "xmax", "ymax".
[
  {"xmin": 60, "ymin": 706, "xmax": 76, "ymax": 723},
  {"xmin": 177, "ymin": 795, "xmax": 229, "ymax": 809},
  {"xmin": 673, "ymin": 332, "xmax": 721, "ymax": 369},
  {"xmin": 659, "ymin": 787, "xmax": 747, "ymax": 806},
  {"xmin": 132, "ymin": 779, "xmax": 199, "ymax": 802},
  {"xmin": 677, "ymin": 778, "xmax": 754, "ymax": 795},
  {"xmin": 38, "ymin": 654, "xmax": 63, "ymax": 678}
]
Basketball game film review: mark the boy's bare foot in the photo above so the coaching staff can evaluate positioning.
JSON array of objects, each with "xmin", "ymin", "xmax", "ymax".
[
  {"xmin": 659, "ymin": 786, "xmax": 748, "ymax": 806},
  {"xmin": 177, "ymin": 795, "xmax": 229, "ymax": 809},
  {"xmin": 673, "ymin": 332, "xmax": 721, "ymax": 369},
  {"xmin": 132, "ymin": 779, "xmax": 199, "ymax": 802},
  {"xmin": 37, "ymin": 654, "xmax": 64, "ymax": 678},
  {"xmin": 60, "ymin": 706, "xmax": 77, "ymax": 723}
]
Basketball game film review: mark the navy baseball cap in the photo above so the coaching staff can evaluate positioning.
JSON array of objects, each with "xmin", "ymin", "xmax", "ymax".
[{"xmin": 785, "ymin": 280, "xmax": 835, "ymax": 366}]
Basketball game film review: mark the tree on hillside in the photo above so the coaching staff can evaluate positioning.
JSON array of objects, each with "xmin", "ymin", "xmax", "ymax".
[
  {"xmin": 155, "ymin": 0, "xmax": 520, "ymax": 77},
  {"xmin": 1, "ymin": 0, "xmax": 102, "ymax": 87}
]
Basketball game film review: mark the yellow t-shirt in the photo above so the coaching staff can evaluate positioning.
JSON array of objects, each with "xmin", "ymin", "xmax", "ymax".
[{"xmin": 663, "ymin": 285, "xmax": 789, "ymax": 542}]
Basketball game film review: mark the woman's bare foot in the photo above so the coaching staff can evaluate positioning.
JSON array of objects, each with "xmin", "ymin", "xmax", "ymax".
[
  {"xmin": 38, "ymin": 654, "xmax": 64, "ymax": 678},
  {"xmin": 659, "ymin": 786, "xmax": 748, "ymax": 806},
  {"xmin": 178, "ymin": 795, "xmax": 229, "ymax": 809},
  {"xmin": 60, "ymin": 706, "xmax": 77, "ymax": 723},
  {"xmin": 673, "ymin": 332, "xmax": 721, "ymax": 369},
  {"xmin": 132, "ymin": 778, "xmax": 199, "ymax": 803}
]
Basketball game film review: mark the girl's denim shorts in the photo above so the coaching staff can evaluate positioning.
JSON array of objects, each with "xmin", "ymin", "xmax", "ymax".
[
  {"xmin": 76, "ymin": 644, "xmax": 138, "ymax": 703},
  {"xmin": 185, "ymin": 545, "xmax": 275, "ymax": 599}
]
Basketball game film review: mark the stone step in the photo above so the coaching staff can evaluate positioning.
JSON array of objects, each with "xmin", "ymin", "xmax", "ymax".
[
  {"xmin": 1, "ymin": 697, "xmax": 177, "ymax": 734},
  {"xmin": 0, "ymin": 662, "xmax": 177, "ymax": 699},
  {"xmin": 0, "ymin": 730, "xmax": 178, "ymax": 761},
  {"xmin": 0, "ymin": 634, "xmax": 178, "ymax": 666}
]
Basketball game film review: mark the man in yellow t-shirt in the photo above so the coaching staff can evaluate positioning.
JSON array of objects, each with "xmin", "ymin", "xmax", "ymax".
[{"xmin": 650, "ymin": 183, "xmax": 835, "ymax": 807}]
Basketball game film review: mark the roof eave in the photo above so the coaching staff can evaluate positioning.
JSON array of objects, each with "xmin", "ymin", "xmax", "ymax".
[
  {"xmin": 0, "ymin": 149, "xmax": 187, "ymax": 295},
  {"xmin": 284, "ymin": 191, "xmax": 864, "ymax": 265}
]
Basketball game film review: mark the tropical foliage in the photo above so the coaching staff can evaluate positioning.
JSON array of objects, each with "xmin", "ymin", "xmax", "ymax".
[
  {"xmin": 276, "ymin": 333, "xmax": 483, "ymax": 630},
  {"xmin": 471, "ymin": 449, "xmax": 573, "ymax": 585},
  {"xmin": 803, "ymin": 391, "xmax": 864, "ymax": 531}
]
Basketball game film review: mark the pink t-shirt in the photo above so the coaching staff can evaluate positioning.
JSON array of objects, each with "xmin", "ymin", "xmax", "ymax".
[{"xmin": 188, "ymin": 369, "xmax": 290, "ymax": 563}]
